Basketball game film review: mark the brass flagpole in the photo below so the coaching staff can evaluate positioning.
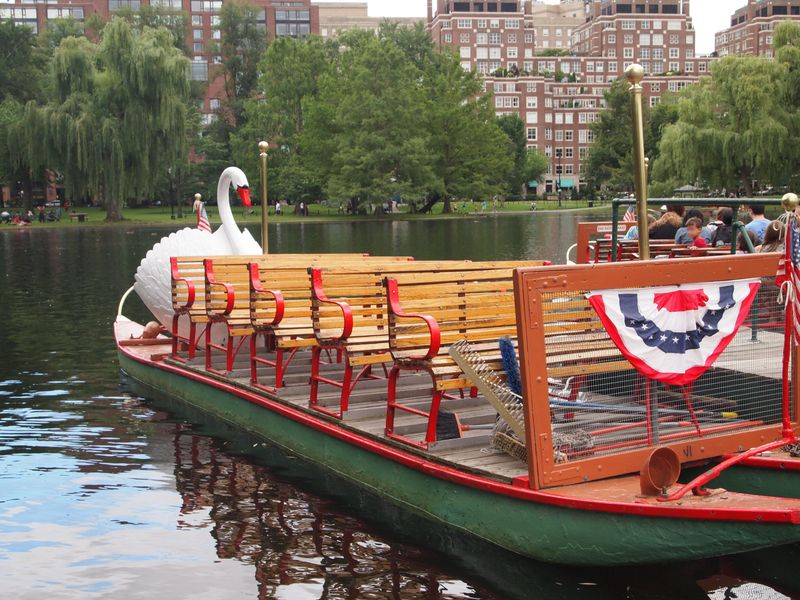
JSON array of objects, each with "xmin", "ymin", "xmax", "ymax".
[
  {"xmin": 625, "ymin": 64, "xmax": 650, "ymax": 260},
  {"xmin": 259, "ymin": 141, "xmax": 269, "ymax": 255}
]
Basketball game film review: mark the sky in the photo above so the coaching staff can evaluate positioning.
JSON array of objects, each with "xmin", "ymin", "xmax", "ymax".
[{"xmin": 313, "ymin": 0, "xmax": 748, "ymax": 56}]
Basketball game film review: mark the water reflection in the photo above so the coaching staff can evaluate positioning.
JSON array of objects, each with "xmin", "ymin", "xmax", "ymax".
[{"xmin": 1, "ymin": 219, "xmax": 798, "ymax": 599}]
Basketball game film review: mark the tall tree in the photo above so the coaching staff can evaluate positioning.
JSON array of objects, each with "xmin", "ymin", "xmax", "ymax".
[
  {"xmin": 231, "ymin": 35, "xmax": 333, "ymax": 203},
  {"xmin": 0, "ymin": 21, "xmax": 46, "ymax": 207},
  {"xmin": 300, "ymin": 32, "xmax": 435, "ymax": 212},
  {"xmin": 217, "ymin": 0, "xmax": 268, "ymax": 126},
  {"xmin": 652, "ymin": 56, "xmax": 789, "ymax": 196},
  {"xmin": 496, "ymin": 114, "xmax": 530, "ymax": 197},
  {"xmin": 775, "ymin": 21, "xmax": 800, "ymax": 190},
  {"xmin": 15, "ymin": 18, "xmax": 191, "ymax": 221}
]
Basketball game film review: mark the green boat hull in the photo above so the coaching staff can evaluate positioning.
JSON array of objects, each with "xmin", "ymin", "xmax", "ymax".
[
  {"xmin": 682, "ymin": 462, "xmax": 800, "ymax": 499},
  {"xmin": 118, "ymin": 350, "xmax": 800, "ymax": 566}
]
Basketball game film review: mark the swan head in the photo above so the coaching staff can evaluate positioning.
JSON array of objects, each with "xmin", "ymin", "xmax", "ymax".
[{"xmin": 226, "ymin": 167, "xmax": 251, "ymax": 207}]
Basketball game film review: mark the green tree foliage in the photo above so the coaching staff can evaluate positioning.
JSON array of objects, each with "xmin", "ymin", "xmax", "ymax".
[
  {"xmin": 586, "ymin": 78, "xmax": 678, "ymax": 193},
  {"xmin": 217, "ymin": 1, "xmax": 268, "ymax": 125},
  {"xmin": 524, "ymin": 148, "xmax": 549, "ymax": 190},
  {"xmin": 652, "ymin": 56, "xmax": 789, "ymax": 195},
  {"xmin": 775, "ymin": 21, "xmax": 800, "ymax": 189},
  {"xmin": 0, "ymin": 20, "xmax": 46, "ymax": 103},
  {"xmin": 15, "ymin": 18, "xmax": 191, "ymax": 221},
  {"xmin": 43, "ymin": 17, "xmax": 86, "ymax": 51},
  {"xmin": 232, "ymin": 35, "xmax": 332, "ymax": 203},
  {"xmin": 300, "ymin": 31, "xmax": 436, "ymax": 211},
  {"xmin": 496, "ymin": 114, "xmax": 530, "ymax": 196},
  {"xmin": 0, "ymin": 21, "xmax": 46, "ymax": 205}
]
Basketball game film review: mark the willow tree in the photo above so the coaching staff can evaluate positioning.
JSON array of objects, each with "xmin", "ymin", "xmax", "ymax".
[
  {"xmin": 16, "ymin": 18, "xmax": 190, "ymax": 221},
  {"xmin": 652, "ymin": 56, "xmax": 789, "ymax": 196}
]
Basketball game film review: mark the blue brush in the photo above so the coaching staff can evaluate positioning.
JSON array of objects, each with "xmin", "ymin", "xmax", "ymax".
[{"xmin": 499, "ymin": 336, "xmax": 522, "ymax": 397}]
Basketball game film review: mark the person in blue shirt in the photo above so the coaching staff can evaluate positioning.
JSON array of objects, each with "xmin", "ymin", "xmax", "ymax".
[{"xmin": 744, "ymin": 204, "xmax": 770, "ymax": 243}]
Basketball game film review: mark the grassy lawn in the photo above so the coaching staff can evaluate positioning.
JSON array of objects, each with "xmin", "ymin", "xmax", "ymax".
[{"xmin": 1, "ymin": 199, "xmax": 604, "ymax": 229}]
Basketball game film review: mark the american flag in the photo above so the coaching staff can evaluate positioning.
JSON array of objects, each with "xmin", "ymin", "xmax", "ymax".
[
  {"xmin": 781, "ymin": 218, "xmax": 800, "ymax": 344},
  {"xmin": 197, "ymin": 203, "xmax": 212, "ymax": 233},
  {"xmin": 622, "ymin": 204, "xmax": 637, "ymax": 223}
]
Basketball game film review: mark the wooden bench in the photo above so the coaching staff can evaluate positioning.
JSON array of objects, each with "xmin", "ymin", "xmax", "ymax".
[
  {"xmin": 69, "ymin": 212, "xmax": 89, "ymax": 222},
  {"xmin": 203, "ymin": 254, "xmax": 404, "ymax": 376},
  {"xmin": 382, "ymin": 265, "xmax": 547, "ymax": 448},
  {"xmin": 247, "ymin": 256, "xmax": 414, "ymax": 388},
  {"xmin": 306, "ymin": 261, "xmax": 490, "ymax": 417},
  {"xmin": 170, "ymin": 256, "xmax": 208, "ymax": 361}
]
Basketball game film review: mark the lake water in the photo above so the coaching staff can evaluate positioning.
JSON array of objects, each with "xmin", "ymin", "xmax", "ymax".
[{"xmin": 1, "ymin": 215, "xmax": 797, "ymax": 600}]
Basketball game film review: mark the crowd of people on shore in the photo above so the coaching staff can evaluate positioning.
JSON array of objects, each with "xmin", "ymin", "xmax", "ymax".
[
  {"xmin": 1, "ymin": 204, "xmax": 64, "ymax": 225},
  {"xmin": 625, "ymin": 203, "xmax": 784, "ymax": 254}
]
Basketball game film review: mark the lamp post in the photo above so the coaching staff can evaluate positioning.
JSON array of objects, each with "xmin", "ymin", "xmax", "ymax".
[
  {"xmin": 169, "ymin": 167, "xmax": 175, "ymax": 220},
  {"xmin": 555, "ymin": 148, "xmax": 563, "ymax": 207},
  {"xmin": 259, "ymin": 141, "xmax": 269, "ymax": 255},
  {"xmin": 625, "ymin": 63, "xmax": 650, "ymax": 260}
]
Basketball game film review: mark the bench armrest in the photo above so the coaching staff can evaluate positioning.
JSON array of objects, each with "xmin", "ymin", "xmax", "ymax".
[
  {"xmin": 249, "ymin": 262, "xmax": 285, "ymax": 325},
  {"xmin": 204, "ymin": 259, "xmax": 235, "ymax": 316},
  {"xmin": 170, "ymin": 256, "xmax": 196, "ymax": 309},
  {"xmin": 310, "ymin": 268, "xmax": 353, "ymax": 341},
  {"xmin": 385, "ymin": 277, "xmax": 441, "ymax": 361}
]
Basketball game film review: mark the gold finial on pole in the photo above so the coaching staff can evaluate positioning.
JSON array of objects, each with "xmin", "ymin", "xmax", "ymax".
[
  {"xmin": 625, "ymin": 63, "xmax": 650, "ymax": 260},
  {"xmin": 259, "ymin": 141, "xmax": 269, "ymax": 255}
]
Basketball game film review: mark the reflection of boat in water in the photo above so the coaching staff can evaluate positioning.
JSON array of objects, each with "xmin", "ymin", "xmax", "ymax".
[
  {"xmin": 121, "ymin": 379, "xmax": 800, "ymax": 600},
  {"xmin": 116, "ymin": 245, "xmax": 800, "ymax": 567}
]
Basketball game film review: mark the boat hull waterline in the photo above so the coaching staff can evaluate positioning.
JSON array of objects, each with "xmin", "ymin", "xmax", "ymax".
[{"xmin": 115, "ymin": 318, "xmax": 800, "ymax": 567}]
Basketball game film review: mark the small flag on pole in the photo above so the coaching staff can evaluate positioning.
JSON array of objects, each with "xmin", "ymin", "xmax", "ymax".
[
  {"xmin": 197, "ymin": 203, "xmax": 212, "ymax": 233},
  {"xmin": 622, "ymin": 204, "xmax": 636, "ymax": 223}
]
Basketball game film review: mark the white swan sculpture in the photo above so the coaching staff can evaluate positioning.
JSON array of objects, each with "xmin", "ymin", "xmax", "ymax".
[{"xmin": 134, "ymin": 166, "xmax": 262, "ymax": 335}]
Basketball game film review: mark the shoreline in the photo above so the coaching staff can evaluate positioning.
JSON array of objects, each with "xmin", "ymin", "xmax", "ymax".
[{"xmin": 0, "ymin": 204, "xmax": 610, "ymax": 230}]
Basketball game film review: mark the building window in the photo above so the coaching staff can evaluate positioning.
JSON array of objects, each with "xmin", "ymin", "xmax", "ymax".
[
  {"xmin": 669, "ymin": 47, "xmax": 679, "ymax": 58},
  {"xmin": 460, "ymin": 32, "xmax": 470, "ymax": 43},
  {"xmin": 457, "ymin": 18, "xmax": 472, "ymax": 28},
  {"xmin": 524, "ymin": 33, "xmax": 533, "ymax": 44},
  {"xmin": 508, "ymin": 33, "xmax": 516, "ymax": 43},
  {"xmin": 489, "ymin": 32, "xmax": 501, "ymax": 44},
  {"xmin": 623, "ymin": 34, "xmax": 633, "ymax": 44},
  {"xmin": 476, "ymin": 32, "xmax": 487, "ymax": 44},
  {"xmin": 639, "ymin": 34, "xmax": 650, "ymax": 45},
  {"xmin": 623, "ymin": 48, "xmax": 633, "ymax": 59},
  {"xmin": 443, "ymin": 32, "xmax": 452, "ymax": 43},
  {"xmin": 460, "ymin": 46, "xmax": 470, "ymax": 58},
  {"xmin": 526, "ymin": 96, "xmax": 537, "ymax": 108},
  {"xmin": 508, "ymin": 47, "xmax": 517, "ymax": 58},
  {"xmin": 193, "ymin": 42, "xmax": 203, "ymax": 53},
  {"xmin": 477, "ymin": 19, "xmax": 487, "ymax": 28},
  {"xmin": 189, "ymin": 61, "xmax": 208, "ymax": 81},
  {"xmin": 652, "ymin": 34, "xmax": 663, "ymax": 46},
  {"xmin": 192, "ymin": 15, "xmax": 202, "ymax": 25},
  {"xmin": 193, "ymin": 29, "xmax": 203, "ymax": 40},
  {"xmin": 505, "ymin": 19, "xmax": 519, "ymax": 29},
  {"xmin": 526, "ymin": 127, "xmax": 537, "ymax": 141},
  {"xmin": 621, "ymin": 20, "xmax": 635, "ymax": 29},
  {"xmin": 209, "ymin": 98, "xmax": 220, "ymax": 111},
  {"xmin": 109, "ymin": 0, "xmax": 140, "ymax": 9}
]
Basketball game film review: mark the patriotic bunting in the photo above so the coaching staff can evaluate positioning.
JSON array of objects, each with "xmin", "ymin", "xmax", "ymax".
[
  {"xmin": 197, "ymin": 203, "xmax": 212, "ymax": 233},
  {"xmin": 588, "ymin": 280, "xmax": 760, "ymax": 385}
]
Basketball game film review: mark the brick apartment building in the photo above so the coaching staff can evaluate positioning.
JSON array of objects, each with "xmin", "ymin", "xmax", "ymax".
[
  {"xmin": 316, "ymin": 1, "xmax": 421, "ymax": 39},
  {"xmin": 715, "ymin": 0, "xmax": 800, "ymax": 57},
  {"xmin": 427, "ymin": 0, "xmax": 709, "ymax": 193}
]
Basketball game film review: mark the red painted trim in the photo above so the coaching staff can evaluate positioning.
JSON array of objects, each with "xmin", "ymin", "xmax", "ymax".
[
  {"xmin": 248, "ymin": 262, "xmax": 285, "ymax": 325},
  {"xmin": 732, "ymin": 454, "xmax": 800, "ymax": 472},
  {"xmin": 385, "ymin": 277, "xmax": 441, "ymax": 360},
  {"xmin": 589, "ymin": 282, "xmax": 760, "ymax": 386},
  {"xmin": 205, "ymin": 259, "xmax": 235, "ymax": 316},
  {"xmin": 171, "ymin": 256, "xmax": 195, "ymax": 310},
  {"xmin": 310, "ymin": 268, "xmax": 353, "ymax": 341},
  {"xmin": 117, "ymin": 330, "xmax": 800, "ymax": 525}
]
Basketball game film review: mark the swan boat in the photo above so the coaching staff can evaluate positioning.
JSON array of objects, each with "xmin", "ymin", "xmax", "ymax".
[{"xmin": 116, "ymin": 190, "xmax": 800, "ymax": 565}]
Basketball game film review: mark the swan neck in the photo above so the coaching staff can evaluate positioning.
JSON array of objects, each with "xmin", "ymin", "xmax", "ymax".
[{"xmin": 216, "ymin": 169, "xmax": 241, "ymax": 252}]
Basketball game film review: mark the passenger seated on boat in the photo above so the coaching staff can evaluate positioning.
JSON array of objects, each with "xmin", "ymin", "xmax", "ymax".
[
  {"xmin": 674, "ymin": 209, "xmax": 712, "ymax": 245},
  {"xmin": 684, "ymin": 218, "xmax": 707, "ymax": 250},
  {"xmin": 649, "ymin": 205, "xmax": 684, "ymax": 240},
  {"xmin": 710, "ymin": 208, "xmax": 733, "ymax": 247},
  {"xmin": 758, "ymin": 220, "xmax": 784, "ymax": 253},
  {"xmin": 737, "ymin": 229, "xmax": 757, "ymax": 254}
]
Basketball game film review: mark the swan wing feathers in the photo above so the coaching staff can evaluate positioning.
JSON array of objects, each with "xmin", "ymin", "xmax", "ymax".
[{"xmin": 134, "ymin": 227, "xmax": 235, "ymax": 331}]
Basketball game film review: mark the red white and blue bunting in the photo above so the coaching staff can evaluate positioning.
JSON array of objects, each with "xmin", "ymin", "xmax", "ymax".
[{"xmin": 588, "ymin": 279, "xmax": 760, "ymax": 385}]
